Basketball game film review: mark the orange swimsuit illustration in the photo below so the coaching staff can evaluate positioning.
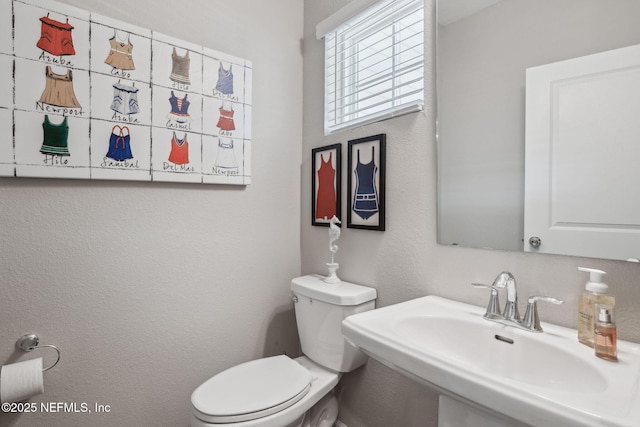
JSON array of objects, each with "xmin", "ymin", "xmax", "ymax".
[
  {"xmin": 168, "ymin": 132, "xmax": 189, "ymax": 165},
  {"xmin": 36, "ymin": 13, "xmax": 76, "ymax": 56}
]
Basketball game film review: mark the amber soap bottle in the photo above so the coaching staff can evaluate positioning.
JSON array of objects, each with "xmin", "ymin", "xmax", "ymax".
[{"xmin": 594, "ymin": 304, "xmax": 617, "ymax": 361}]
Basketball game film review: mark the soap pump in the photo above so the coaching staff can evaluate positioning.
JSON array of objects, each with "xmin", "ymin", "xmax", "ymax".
[{"xmin": 577, "ymin": 267, "xmax": 615, "ymax": 347}]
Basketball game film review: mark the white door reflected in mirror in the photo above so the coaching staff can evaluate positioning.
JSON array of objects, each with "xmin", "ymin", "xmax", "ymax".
[{"xmin": 524, "ymin": 44, "xmax": 640, "ymax": 260}]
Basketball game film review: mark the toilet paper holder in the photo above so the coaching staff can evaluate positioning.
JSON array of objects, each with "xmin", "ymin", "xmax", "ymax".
[{"xmin": 15, "ymin": 334, "xmax": 60, "ymax": 372}]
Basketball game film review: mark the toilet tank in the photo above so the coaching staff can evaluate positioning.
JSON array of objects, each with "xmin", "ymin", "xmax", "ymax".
[{"xmin": 291, "ymin": 275, "xmax": 376, "ymax": 372}]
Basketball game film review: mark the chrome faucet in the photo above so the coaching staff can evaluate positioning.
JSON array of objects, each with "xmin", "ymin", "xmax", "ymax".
[{"xmin": 472, "ymin": 272, "xmax": 563, "ymax": 332}]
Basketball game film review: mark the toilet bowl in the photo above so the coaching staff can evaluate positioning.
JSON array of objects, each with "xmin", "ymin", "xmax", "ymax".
[
  {"xmin": 191, "ymin": 275, "xmax": 377, "ymax": 427},
  {"xmin": 191, "ymin": 356, "xmax": 339, "ymax": 427}
]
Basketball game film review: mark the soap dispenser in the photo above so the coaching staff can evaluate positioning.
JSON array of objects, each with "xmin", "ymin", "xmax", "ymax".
[
  {"xmin": 594, "ymin": 304, "xmax": 617, "ymax": 361},
  {"xmin": 577, "ymin": 267, "xmax": 615, "ymax": 347}
]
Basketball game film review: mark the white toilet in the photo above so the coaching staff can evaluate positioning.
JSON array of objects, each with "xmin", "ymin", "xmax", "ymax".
[{"xmin": 191, "ymin": 275, "xmax": 376, "ymax": 427}]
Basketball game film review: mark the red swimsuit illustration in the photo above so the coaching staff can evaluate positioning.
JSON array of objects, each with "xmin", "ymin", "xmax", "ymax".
[
  {"xmin": 315, "ymin": 152, "xmax": 336, "ymax": 220},
  {"xmin": 216, "ymin": 104, "xmax": 235, "ymax": 131},
  {"xmin": 36, "ymin": 14, "xmax": 76, "ymax": 56},
  {"xmin": 168, "ymin": 132, "xmax": 189, "ymax": 165}
]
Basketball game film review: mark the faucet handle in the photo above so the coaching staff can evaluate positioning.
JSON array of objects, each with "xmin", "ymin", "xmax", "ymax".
[
  {"xmin": 471, "ymin": 283, "xmax": 502, "ymax": 319},
  {"xmin": 522, "ymin": 295, "xmax": 564, "ymax": 332},
  {"xmin": 471, "ymin": 282, "xmax": 499, "ymax": 291},
  {"xmin": 527, "ymin": 295, "xmax": 563, "ymax": 305}
]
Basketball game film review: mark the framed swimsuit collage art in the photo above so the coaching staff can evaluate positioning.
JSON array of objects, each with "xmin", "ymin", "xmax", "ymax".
[
  {"xmin": 312, "ymin": 134, "xmax": 386, "ymax": 231},
  {"xmin": 0, "ymin": 0, "xmax": 253, "ymax": 185}
]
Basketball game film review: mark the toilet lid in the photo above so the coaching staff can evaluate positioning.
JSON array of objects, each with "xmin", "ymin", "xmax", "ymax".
[{"xmin": 191, "ymin": 355, "xmax": 312, "ymax": 423}]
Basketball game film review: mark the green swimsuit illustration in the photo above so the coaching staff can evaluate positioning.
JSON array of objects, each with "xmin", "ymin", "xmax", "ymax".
[{"xmin": 40, "ymin": 115, "xmax": 70, "ymax": 156}]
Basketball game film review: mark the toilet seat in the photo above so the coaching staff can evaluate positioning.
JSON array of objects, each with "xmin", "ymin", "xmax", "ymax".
[{"xmin": 191, "ymin": 355, "xmax": 313, "ymax": 424}]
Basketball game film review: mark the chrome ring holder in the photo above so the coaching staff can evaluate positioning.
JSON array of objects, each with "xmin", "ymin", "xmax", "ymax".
[{"xmin": 15, "ymin": 334, "xmax": 61, "ymax": 372}]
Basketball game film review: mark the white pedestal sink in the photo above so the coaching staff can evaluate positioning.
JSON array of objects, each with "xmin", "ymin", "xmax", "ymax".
[{"xmin": 342, "ymin": 295, "xmax": 640, "ymax": 427}]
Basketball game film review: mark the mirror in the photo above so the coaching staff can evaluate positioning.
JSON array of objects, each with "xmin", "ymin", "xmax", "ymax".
[{"xmin": 436, "ymin": 0, "xmax": 640, "ymax": 260}]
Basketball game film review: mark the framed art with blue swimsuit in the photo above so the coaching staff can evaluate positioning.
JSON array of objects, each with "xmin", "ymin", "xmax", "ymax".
[{"xmin": 347, "ymin": 134, "xmax": 386, "ymax": 231}]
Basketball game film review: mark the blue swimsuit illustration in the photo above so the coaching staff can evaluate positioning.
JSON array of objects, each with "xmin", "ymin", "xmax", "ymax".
[
  {"xmin": 352, "ymin": 146, "xmax": 379, "ymax": 220},
  {"xmin": 167, "ymin": 90, "xmax": 190, "ymax": 123},
  {"xmin": 215, "ymin": 62, "xmax": 234, "ymax": 95},
  {"xmin": 106, "ymin": 125, "xmax": 133, "ymax": 161}
]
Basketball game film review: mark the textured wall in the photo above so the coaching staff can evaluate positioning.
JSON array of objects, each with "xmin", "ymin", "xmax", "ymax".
[
  {"xmin": 0, "ymin": 1, "xmax": 303, "ymax": 426},
  {"xmin": 302, "ymin": 1, "xmax": 640, "ymax": 426}
]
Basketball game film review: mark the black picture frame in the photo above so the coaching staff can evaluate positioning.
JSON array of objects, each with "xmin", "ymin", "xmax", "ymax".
[
  {"xmin": 311, "ymin": 143, "xmax": 342, "ymax": 227},
  {"xmin": 347, "ymin": 134, "xmax": 386, "ymax": 231}
]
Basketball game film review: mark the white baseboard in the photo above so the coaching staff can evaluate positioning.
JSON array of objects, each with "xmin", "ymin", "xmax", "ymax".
[{"xmin": 334, "ymin": 421, "xmax": 348, "ymax": 427}]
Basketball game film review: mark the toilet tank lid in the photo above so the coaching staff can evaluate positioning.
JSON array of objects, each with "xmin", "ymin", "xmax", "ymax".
[{"xmin": 291, "ymin": 275, "xmax": 377, "ymax": 306}]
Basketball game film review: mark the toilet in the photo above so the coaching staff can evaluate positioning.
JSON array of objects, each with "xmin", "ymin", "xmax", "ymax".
[{"xmin": 191, "ymin": 275, "xmax": 377, "ymax": 427}]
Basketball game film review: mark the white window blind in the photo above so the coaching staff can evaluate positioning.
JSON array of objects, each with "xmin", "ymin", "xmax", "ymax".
[{"xmin": 321, "ymin": 0, "xmax": 424, "ymax": 135}]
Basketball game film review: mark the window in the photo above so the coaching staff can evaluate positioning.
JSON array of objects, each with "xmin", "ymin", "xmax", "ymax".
[{"xmin": 319, "ymin": 0, "xmax": 425, "ymax": 134}]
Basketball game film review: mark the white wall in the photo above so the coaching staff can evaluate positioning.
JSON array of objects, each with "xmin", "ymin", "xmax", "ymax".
[
  {"xmin": 302, "ymin": 1, "xmax": 640, "ymax": 426},
  {"xmin": 0, "ymin": 1, "xmax": 303, "ymax": 426}
]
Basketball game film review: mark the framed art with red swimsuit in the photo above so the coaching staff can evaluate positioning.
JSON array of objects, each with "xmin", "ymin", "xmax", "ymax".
[
  {"xmin": 312, "ymin": 143, "xmax": 341, "ymax": 227},
  {"xmin": 347, "ymin": 134, "xmax": 386, "ymax": 231}
]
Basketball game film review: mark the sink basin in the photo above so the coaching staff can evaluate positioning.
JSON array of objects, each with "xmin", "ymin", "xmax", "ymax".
[
  {"xmin": 342, "ymin": 295, "xmax": 640, "ymax": 427},
  {"xmin": 394, "ymin": 315, "xmax": 608, "ymax": 393}
]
